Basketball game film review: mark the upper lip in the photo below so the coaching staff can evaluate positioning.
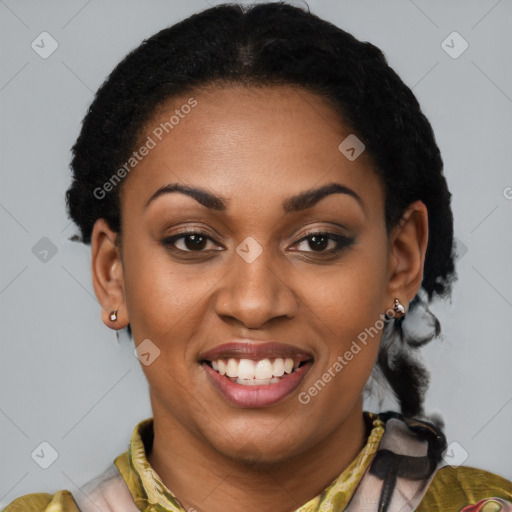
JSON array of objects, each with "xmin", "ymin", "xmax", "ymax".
[{"xmin": 200, "ymin": 341, "xmax": 314, "ymax": 362}]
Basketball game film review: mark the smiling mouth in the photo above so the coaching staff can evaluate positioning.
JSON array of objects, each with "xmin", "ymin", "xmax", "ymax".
[{"xmin": 202, "ymin": 357, "xmax": 312, "ymax": 386}]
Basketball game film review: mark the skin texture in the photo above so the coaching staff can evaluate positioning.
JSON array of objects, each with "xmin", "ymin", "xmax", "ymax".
[{"xmin": 91, "ymin": 84, "xmax": 428, "ymax": 512}]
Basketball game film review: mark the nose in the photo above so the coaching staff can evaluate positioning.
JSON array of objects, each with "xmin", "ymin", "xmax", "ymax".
[{"xmin": 213, "ymin": 244, "xmax": 299, "ymax": 329}]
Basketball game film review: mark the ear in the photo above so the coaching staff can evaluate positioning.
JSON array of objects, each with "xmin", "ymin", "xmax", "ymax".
[
  {"xmin": 386, "ymin": 200, "xmax": 429, "ymax": 308},
  {"xmin": 91, "ymin": 218, "xmax": 129, "ymax": 330}
]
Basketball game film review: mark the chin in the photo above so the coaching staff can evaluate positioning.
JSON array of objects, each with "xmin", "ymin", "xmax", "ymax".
[{"xmin": 206, "ymin": 424, "xmax": 307, "ymax": 466}]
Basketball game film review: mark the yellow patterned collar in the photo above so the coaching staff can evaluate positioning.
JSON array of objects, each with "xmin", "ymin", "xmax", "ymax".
[{"xmin": 114, "ymin": 413, "xmax": 385, "ymax": 512}]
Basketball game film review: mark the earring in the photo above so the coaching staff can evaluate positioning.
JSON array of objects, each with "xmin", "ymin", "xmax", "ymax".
[
  {"xmin": 393, "ymin": 298, "xmax": 406, "ymax": 317},
  {"xmin": 109, "ymin": 310, "xmax": 118, "ymax": 322}
]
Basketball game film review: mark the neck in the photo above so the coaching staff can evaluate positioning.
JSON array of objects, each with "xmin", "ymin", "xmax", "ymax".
[{"xmin": 147, "ymin": 401, "xmax": 368, "ymax": 512}]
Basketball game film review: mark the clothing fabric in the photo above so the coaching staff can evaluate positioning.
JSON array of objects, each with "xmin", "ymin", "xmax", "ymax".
[{"xmin": 3, "ymin": 413, "xmax": 511, "ymax": 512}]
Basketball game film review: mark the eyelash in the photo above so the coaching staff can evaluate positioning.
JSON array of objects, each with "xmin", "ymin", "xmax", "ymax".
[{"xmin": 161, "ymin": 230, "xmax": 354, "ymax": 256}]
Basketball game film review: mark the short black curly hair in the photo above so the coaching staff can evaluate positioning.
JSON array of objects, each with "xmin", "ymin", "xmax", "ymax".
[{"xmin": 66, "ymin": 2, "xmax": 456, "ymax": 418}]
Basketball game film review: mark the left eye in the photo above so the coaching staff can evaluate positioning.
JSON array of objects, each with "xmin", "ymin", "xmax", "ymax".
[{"xmin": 293, "ymin": 233, "xmax": 353, "ymax": 253}]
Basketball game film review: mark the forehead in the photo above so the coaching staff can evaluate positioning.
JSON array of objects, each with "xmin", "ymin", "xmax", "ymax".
[{"xmin": 123, "ymin": 84, "xmax": 384, "ymax": 217}]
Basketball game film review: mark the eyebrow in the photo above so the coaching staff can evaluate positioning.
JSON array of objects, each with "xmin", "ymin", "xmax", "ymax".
[
  {"xmin": 144, "ymin": 182, "xmax": 363, "ymax": 213},
  {"xmin": 144, "ymin": 183, "xmax": 227, "ymax": 210},
  {"xmin": 282, "ymin": 182, "xmax": 363, "ymax": 213}
]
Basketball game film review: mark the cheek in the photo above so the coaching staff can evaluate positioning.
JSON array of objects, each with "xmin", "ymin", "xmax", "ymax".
[
  {"xmin": 301, "ymin": 235, "xmax": 389, "ymax": 335},
  {"xmin": 121, "ymin": 243, "xmax": 213, "ymax": 410},
  {"xmin": 122, "ymin": 240, "xmax": 214, "ymax": 341},
  {"xmin": 298, "ymin": 235, "xmax": 389, "ymax": 395}
]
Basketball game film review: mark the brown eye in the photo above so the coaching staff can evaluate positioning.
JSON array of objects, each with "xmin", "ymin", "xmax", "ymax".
[
  {"xmin": 293, "ymin": 232, "xmax": 354, "ymax": 254},
  {"xmin": 307, "ymin": 235, "xmax": 330, "ymax": 251},
  {"xmin": 162, "ymin": 232, "xmax": 219, "ymax": 252}
]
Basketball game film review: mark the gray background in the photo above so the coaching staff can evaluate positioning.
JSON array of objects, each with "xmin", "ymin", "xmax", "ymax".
[{"xmin": 1, "ymin": 0, "xmax": 511, "ymax": 506}]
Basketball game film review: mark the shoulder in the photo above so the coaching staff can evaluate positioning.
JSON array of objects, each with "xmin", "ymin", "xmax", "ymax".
[
  {"xmin": 2, "ymin": 460, "xmax": 139, "ymax": 512},
  {"xmin": 1, "ymin": 490, "xmax": 79, "ymax": 512},
  {"xmin": 416, "ymin": 465, "xmax": 512, "ymax": 511},
  {"xmin": 1, "ymin": 472, "xmax": 138, "ymax": 512}
]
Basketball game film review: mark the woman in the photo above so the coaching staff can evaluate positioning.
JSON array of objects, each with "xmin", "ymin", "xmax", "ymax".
[{"xmin": 4, "ymin": 2, "xmax": 511, "ymax": 511}]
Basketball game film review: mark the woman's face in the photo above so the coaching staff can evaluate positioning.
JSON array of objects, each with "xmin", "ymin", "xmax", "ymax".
[{"xmin": 95, "ymin": 85, "xmax": 419, "ymax": 463}]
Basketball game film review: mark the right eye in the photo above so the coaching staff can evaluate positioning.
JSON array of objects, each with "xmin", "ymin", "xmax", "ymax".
[{"xmin": 161, "ymin": 231, "xmax": 223, "ymax": 253}]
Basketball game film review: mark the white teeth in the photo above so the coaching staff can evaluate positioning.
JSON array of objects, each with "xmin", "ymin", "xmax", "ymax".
[
  {"xmin": 226, "ymin": 358, "xmax": 238, "ymax": 378},
  {"xmin": 254, "ymin": 359, "xmax": 273, "ymax": 380},
  {"xmin": 238, "ymin": 359, "xmax": 255, "ymax": 379},
  {"xmin": 234, "ymin": 376, "xmax": 283, "ymax": 386},
  {"xmin": 209, "ymin": 357, "xmax": 306, "ymax": 381},
  {"xmin": 272, "ymin": 358, "xmax": 285, "ymax": 377},
  {"xmin": 236, "ymin": 377, "xmax": 271, "ymax": 386}
]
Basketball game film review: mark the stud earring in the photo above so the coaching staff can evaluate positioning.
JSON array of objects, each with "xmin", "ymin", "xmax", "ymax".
[
  {"xmin": 109, "ymin": 310, "xmax": 118, "ymax": 322},
  {"xmin": 393, "ymin": 298, "xmax": 406, "ymax": 317}
]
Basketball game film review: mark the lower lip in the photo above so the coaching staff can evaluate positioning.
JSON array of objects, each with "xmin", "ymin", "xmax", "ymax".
[{"xmin": 202, "ymin": 362, "xmax": 312, "ymax": 408}]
